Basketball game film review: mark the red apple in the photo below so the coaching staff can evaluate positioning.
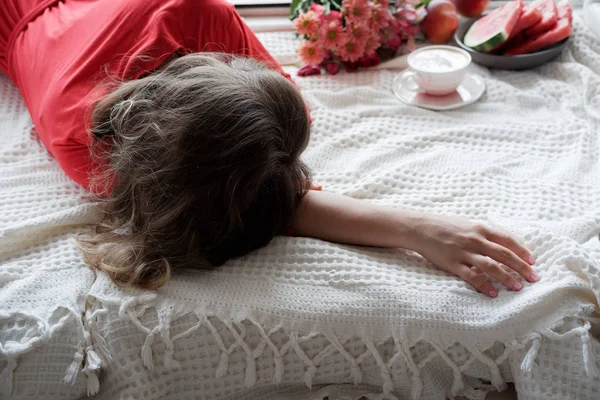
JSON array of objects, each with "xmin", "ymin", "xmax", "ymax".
[
  {"xmin": 454, "ymin": 0, "xmax": 490, "ymax": 17},
  {"xmin": 421, "ymin": 0, "xmax": 460, "ymax": 44}
]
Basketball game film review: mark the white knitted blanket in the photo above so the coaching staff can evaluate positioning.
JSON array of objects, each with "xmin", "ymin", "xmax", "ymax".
[{"xmin": 1, "ymin": 11, "xmax": 600, "ymax": 400}]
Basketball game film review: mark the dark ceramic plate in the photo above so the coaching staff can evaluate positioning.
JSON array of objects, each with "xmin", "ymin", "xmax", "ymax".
[{"xmin": 454, "ymin": 16, "xmax": 570, "ymax": 70}]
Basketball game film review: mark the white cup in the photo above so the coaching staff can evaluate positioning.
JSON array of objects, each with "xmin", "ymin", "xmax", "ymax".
[{"xmin": 402, "ymin": 45, "xmax": 472, "ymax": 96}]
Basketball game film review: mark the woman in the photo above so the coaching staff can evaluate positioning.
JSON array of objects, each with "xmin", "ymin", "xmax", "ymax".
[{"xmin": 0, "ymin": 0, "xmax": 539, "ymax": 296}]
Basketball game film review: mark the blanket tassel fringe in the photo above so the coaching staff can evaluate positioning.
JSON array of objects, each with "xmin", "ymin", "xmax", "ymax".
[
  {"xmin": 0, "ymin": 357, "xmax": 17, "ymax": 396},
  {"xmin": 69, "ymin": 299, "xmax": 600, "ymax": 399}
]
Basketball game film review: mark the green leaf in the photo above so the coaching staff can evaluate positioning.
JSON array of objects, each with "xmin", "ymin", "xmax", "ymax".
[
  {"xmin": 415, "ymin": 0, "xmax": 432, "ymax": 8},
  {"xmin": 330, "ymin": 0, "xmax": 342, "ymax": 11},
  {"xmin": 289, "ymin": 0, "xmax": 304, "ymax": 19}
]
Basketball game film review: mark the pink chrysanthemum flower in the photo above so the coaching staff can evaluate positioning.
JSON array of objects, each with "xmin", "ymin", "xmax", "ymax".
[
  {"xmin": 347, "ymin": 22, "xmax": 371, "ymax": 43},
  {"xmin": 364, "ymin": 33, "xmax": 382, "ymax": 56},
  {"xmin": 372, "ymin": 5, "xmax": 390, "ymax": 29},
  {"xmin": 325, "ymin": 10, "xmax": 342, "ymax": 22},
  {"xmin": 297, "ymin": 40, "xmax": 327, "ymax": 65},
  {"xmin": 339, "ymin": 35, "xmax": 366, "ymax": 62},
  {"xmin": 293, "ymin": 11, "xmax": 321, "ymax": 37},
  {"xmin": 342, "ymin": 0, "xmax": 372, "ymax": 23},
  {"xmin": 310, "ymin": 4, "xmax": 325, "ymax": 14},
  {"xmin": 389, "ymin": 17, "xmax": 411, "ymax": 35},
  {"xmin": 380, "ymin": 26, "xmax": 395, "ymax": 43},
  {"xmin": 320, "ymin": 20, "xmax": 346, "ymax": 50}
]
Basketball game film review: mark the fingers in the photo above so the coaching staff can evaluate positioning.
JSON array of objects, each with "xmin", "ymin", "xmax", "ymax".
[
  {"xmin": 469, "ymin": 255, "xmax": 523, "ymax": 292},
  {"xmin": 480, "ymin": 242, "xmax": 539, "ymax": 283},
  {"xmin": 304, "ymin": 180, "xmax": 322, "ymax": 191},
  {"xmin": 485, "ymin": 228, "xmax": 536, "ymax": 266},
  {"xmin": 457, "ymin": 265, "xmax": 498, "ymax": 298}
]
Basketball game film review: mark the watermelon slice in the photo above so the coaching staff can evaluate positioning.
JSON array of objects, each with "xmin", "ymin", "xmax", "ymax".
[
  {"xmin": 506, "ymin": 16, "xmax": 571, "ymax": 55},
  {"xmin": 526, "ymin": 0, "xmax": 558, "ymax": 37},
  {"xmin": 464, "ymin": 0, "xmax": 523, "ymax": 53},
  {"xmin": 512, "ymin": 5, "xmax": 543, "ymax": 36},
  {"xmin": 490, "ymin": 5, "xmax": 542, "ymax": 54},
  {"xmin": 491, "ymin": 32, "xmax": 527, "ymax": 54},
  {"xmin": 557, "ymin": 1, "xmax": 572, "ymax": 23}
]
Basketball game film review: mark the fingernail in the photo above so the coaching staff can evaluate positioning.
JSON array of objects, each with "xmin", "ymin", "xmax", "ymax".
[
  {"xmin": 512, "ymin": 281, "xmax": 523, "ymax": 291},
  {"xmin": 527, "ymin": 255, "xmax": 536, "ymax": 265},
  {"xmin": 529, "ymin": 272, "xmax": 540, "ymax": 282},
  {"xmin": 489, "ymin": 289, "xmax": 498, "ymax": 298}
]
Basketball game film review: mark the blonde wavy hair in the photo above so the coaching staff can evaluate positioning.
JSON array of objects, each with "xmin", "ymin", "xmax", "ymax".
[{"xmin": 78, "ymin": 53, "xmax": 311, "ymax": 290}]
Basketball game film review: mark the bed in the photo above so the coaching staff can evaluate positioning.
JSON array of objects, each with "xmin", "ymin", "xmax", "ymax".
[{"xmin": 1, "ymin": 10, "xmax": 599, "ymax": 400}]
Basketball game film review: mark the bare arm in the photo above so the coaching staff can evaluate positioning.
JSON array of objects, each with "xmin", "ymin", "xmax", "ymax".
[
  {"xmin": 292, "ymin": 190, "xmax": 540, "ymax": 298},
  {"xmin": 292, "ymin": 190, "xmax": 422, "ymax": 249}
]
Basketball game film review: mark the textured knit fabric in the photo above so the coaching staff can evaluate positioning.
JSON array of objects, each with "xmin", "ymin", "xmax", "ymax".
[
  {"xmin": 1, "ymin": 10, "xmax": 600, "ymax": 400},
  {"xmin": 0, "ymin": 0, "xmax": 292, "ymax": 190}
]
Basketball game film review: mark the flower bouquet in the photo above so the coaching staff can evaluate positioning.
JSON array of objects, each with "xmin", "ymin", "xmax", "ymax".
[{"xmin": 290, "ymin": 0, "xmax": 427, "ymax": 75}]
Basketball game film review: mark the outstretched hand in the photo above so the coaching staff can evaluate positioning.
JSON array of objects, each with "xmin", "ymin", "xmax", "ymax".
[
  {"xmin": 292, "ymin": 190, "xmax": 540, "ymax": 298},
  {"xmin": 409, "ymin": 215, "xmax": 539, "ymax": 298}
]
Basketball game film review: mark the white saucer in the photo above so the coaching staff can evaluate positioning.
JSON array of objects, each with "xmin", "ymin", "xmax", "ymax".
[{"xmin": 392, "ymin": 71, "xmax": 486, "ymax": 111}]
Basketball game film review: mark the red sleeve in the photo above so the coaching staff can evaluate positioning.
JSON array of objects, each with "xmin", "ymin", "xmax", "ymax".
[
  {"xmin": 17, "ymin": 0, "xmax": 304, "ymax": 193},
  {"xmin": 178, "ymin": 1, "xmax": 310, "ymax": 121},
  {"xmin": 180, "ymin": 0, "xmax": 294, "ymax": 84},
  {"xmin": 228, "ymin": 10, "xmax": 295, "ymax": 84},
  {"xmin": 221, "ymin": 9, "xmax": 312, "ymax": 121}
]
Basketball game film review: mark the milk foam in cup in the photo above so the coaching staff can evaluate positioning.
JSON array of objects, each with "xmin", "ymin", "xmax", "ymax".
[{"xmin": 402, "ymin": 45, "xmax": 472, "ymax": 96}]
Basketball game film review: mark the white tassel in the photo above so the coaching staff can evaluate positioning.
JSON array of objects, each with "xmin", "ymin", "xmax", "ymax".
[
  {"xmin": 86, "ymin": 347, "xmax": 103, "ymax": 371},
  {"xmin": 89, "ymin": 322, "xmax": 112, "ymax": 365},
  {"xmin": 450, "ymin": 369, "xmax": 465, "ymax": 396},
  {"xmin": 0, "ymin": 357, "xmax": 17, "ymax": 396},
  {"xmin": 460, "ymin": 385, "xmax": 488, "ymax": 400},
  {"xmin": 118, "ymin": 294, "xmax": 156, "ymax": 318},
  {"xmin": 410, "ymin": 377, "xmax": 423, "ymax": 400},
  {"xmin": 303, "ymin": 365, "xmax": 317, "ymax": 389},
  {"xmin": 382, "ymin": 375, "xmax": 394, "ymax": 397},
  {"xmin": 520, "ymin": 337, "xmax": 541, "ymax": 375},
  {"xmin": 141, "ymin": 332, "xmax": 155, "ymax": 370},
  {"xmin": 215, "ymin": 352, "xmax": 229, "ymax": 378},
  {"xmin": 581, "ymin": 330, "xmax": 599, "ymax": 377},
  {"xmin": 362, "ymin": 337, "xmax": 395, "ymax": 398},
  {"xmin": 244, "ymin": 354, "xmax": 257, "ymax": 387},
  {"xmin": 351, "ymin": 363, "xmax": 363, "ymax": 385},
  {"xmin": 63, "ymin": 350, "xmax": 84, "ymax": 384},
  {"xmin": 159, "ymin": 311, "xmax": 181, "ymax": 370},
  {"xmin": 162, "ymin": 331, "xmax": 180, "ymax": 370},
  {"xmin": 393, "ymin": 330, "xmax": 422, "ymax": 400},
  {"xmin": 463, "ymin": 344, "xmax": 506, "ymax": 392},
  {"xmin": 273, "ymin": 355, "xmax": 284, "ymax": 384},
  {"xmin": 490, "ymin": 366, "xmax": 506, "ymax": 391},
  {"xmin": 85, "ymin": 370, "xmax": 100, "ymax": 396}
]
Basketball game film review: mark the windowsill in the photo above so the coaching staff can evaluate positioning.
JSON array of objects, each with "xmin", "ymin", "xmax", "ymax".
[
  {"xmin": 238, "ymin": 7, "xmax": 289, "ymax": 17},
  {"xmin": 228, "ymin": 0, "xmax": 290, "ymax": 16},
  {"xmin": 227, "ymin": 0, "xmax": 292, "ymax": 30},
  {"xmin": 234, "ymin": 1, "xmax": 510, "ymax": 33},
  {"xmin": 236, "ymin": 1, "xmax": 540, "ymax": 34},
  {"xmin": 229, "ymin": 0, "xmax": 290, "ymax": 5},
  {"xmin": 243, "ymin": 15, "xmax": 294, "ymax": 32}
]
